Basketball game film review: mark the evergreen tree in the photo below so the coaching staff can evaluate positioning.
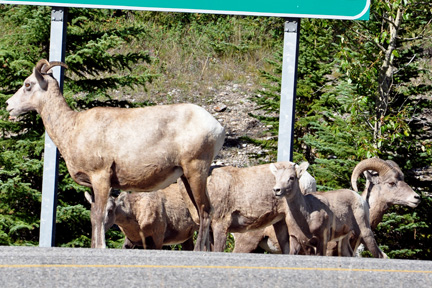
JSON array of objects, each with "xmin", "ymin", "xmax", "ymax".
[{"xmin": 250, "ymin": 19, "xmax": 359, "ymax": 190}]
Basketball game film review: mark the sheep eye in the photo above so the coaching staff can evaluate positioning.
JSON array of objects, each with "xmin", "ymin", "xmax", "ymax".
[
  {"xmin": 388, "ymin": 182, "xmax": 396, "ymax": 187},
  {"xmin": 24, "ymin": 82, "xmax": 31, "ymax": 89}
]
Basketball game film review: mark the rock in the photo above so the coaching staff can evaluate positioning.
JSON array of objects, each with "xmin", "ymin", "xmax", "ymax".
[{"xmin": 214, "ymin": 104, "xmax": 227, "ymax": 112}]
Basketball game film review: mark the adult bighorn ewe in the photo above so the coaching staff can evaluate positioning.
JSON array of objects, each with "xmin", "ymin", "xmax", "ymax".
[
  {"xmin": 232, "ymin": 165, "xmax": 316, "ymax": 254},
  {"xmin": 6, "ymin": 59, "xmax": 225, "ymax": 250},
  {"xmin": 84, "ymin": 184, "xmax": 198, "ymax": 250},
  {"xmin": 327, "ymin": 158, "xmax": 420, "ymax": 256},
  {"xmin": 270, "ymin": 161, "xmax": 386, "ymax": 258},
  {"xmin": 179, "ymin": 164, "xmax": 292, "ymax": 253}
]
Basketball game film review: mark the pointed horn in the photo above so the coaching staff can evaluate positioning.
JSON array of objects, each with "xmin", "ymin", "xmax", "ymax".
[
  {"xmin": 34, "ymin": 59, "xmax": 50, "ymax": 90},
  {"xmin": 41, "ymin": 61, "xmax": 68, "ymax": 74},
  {"xmin": 351, "ymin": 158, "xmax": 393, "ymax": 191}
]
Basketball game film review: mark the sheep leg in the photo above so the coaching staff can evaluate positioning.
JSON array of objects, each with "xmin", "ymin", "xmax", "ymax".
[
  {"xmin": 232, "ymin": 233, "xmax": 262, "ymax": 253},
  {"xmin": 180, "ymin": 166, "xmax": 212, "ymax": 252},
  {"xmin": 315, "ymin": 234, "xmax": 327, "ymax": 256},
  {"xmin": 339, "ymin": 235, "xmax": 354, "ymax": 257},
  {"xmin": 272, "ymin": 220, "xmax": 290, "ymax": 254},
  {"xmin": 195, "ymin": 203, "xmax": 212, "ymax": 251},
  {"xmin": 150, "ymin": 230, "xmax": 165, "ymax": 250},
  {"xmin": 289, "ymin": 235, "xmax": 302, "ymax": 255},
  {"xmin": 361, "ymin": 229, "xmax": 387, "ymax": 258},
  {"xmin": 122, "ymin": 237, "xmax": 136, "ymax": 249},
  {"xmin": 211, "ymin": 222, "xmax": 227, "ymax": 252},
  {"xmin": 89, "ymin": 176, "xmax": 111, "ymax": 248},
  {"xmin": 181, "ymin": 238, "xmax": 195, "ymax": 251}
]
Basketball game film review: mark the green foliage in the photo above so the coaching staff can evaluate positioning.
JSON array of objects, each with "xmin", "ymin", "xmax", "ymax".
[
  {"xmin": 250, "ymin": 19, "xmax": 360, "ymax": 190},
  {"xmin": 375, "ymin": 195, "xmax": 432, "ymax": 259}
]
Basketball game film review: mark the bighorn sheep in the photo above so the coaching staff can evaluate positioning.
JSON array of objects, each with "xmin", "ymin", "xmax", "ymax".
[
  {"xmin": 93, "ymin": 164, "xmax": 290, "ymax": 252},
  {"xmin": 327, "ymin": 158, "xmax": 421, "ymax": 256},
  {"xmin": 6, "ymin": 59, "xmax": 225, "ymax": 250},
  {"xmin": 233, "ymin": 226, "xmax": 282, "ymax": 253},
  {"xmin": 270, "ymin": 161, "xmax": 386, "ymax": 258},
  {"xmin": 179, "ymin": 164, "xmax": 292, "ymax": 253},
  {"xmin": 352, "ymin": 158, "xmax": 421, "ymax": 229},
  {"xmin": 232, "ymin": 167, "xmax": 316, "ymax": 253},
  {"xmin": 84, "ymin": 184, "xmax": 198, "ymax": 250}
]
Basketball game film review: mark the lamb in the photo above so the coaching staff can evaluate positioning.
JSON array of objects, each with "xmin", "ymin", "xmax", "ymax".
[
  {"xmin": 6, "ymin": 59, "xmax": 225, "ymax": 250},
  {"xmin": 270, "ymin": 161, "xmax": 386, "ymax": 258},
  {"xmin": 232, "ymin": 167, "xmax": 316, "ymax": 254},
  {"xmin": 84, "ymin": 184, "xmax": 198, "ymax": 250},
  {"xmin": 327, "ymin": 158, "xmax": 420, "ymax": 256}
]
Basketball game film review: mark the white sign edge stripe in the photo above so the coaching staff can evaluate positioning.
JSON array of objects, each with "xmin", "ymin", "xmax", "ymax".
[{"xmin": 0, "ymin": 0, "xmax": 370, "ymax": 20}]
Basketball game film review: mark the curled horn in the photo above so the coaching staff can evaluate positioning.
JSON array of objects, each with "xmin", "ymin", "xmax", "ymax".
[
  {"xmin": 351, "ymin": 158, "xmax": 394, "ymax": 192},
  {"xmin": 34, "ymin": 59, "xmax": 50, "ymax": 90},
  {"xmin": 34, "ymin": 59, "xmax": 68, "ymax": 90},
  {"xmin": 41, "ymin": 61, "xmax": 68, "ymax": 74}
]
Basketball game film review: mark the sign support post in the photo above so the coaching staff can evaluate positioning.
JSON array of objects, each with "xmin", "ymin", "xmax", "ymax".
[
  {"xmin": 277, "ymin": 18, "xmax": 300, "ymax": 162},
  {"xmin": 39, "ymin": 7, "xmax": 68, "ymax": 247}
]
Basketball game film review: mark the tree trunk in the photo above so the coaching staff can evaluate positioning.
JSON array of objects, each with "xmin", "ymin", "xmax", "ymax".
[{"xmin": 374, "ymin": 8, "xmax": 402, "ymax": 145}]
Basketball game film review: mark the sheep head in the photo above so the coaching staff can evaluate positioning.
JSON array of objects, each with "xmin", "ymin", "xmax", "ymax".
[
  {"xmin": 6, "ymin": 59, "xmax": 68, "ymax": 119},
  {"xmin": 270, "ymin": 161, "xmax": 308, "ymax": 199},
  {"xmin": 351, "ymin": 158, "xmax": 420, "ymax": 208}
]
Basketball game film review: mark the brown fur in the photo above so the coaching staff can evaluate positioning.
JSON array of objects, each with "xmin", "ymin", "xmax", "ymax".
[
  {"xmin": 270, "ymin": 162, "xmax": 386, "ymax": 258},
  {"xmin": 91, "ymin": 164, "xmax": 291, "ymax": 253},
  {"xmin": 327, "ymin": 159, "xmax": 420, "ymax": 256},
  {"xmin": 207, "ymin": 165, "xmax": 292, "ymax": 253},
  {"xmin": 232, "ymin": 166, "xmax": 316, "ymax": 254},
  {"xmin": 175, "ymin": 164, "xmax": 291, "ymax": 253},
  {"xmin": 85, "ymin": 184, "xmax": 198, "ymax": 250},
  {"xmin": 6, "ymin": 60, "xmax": 225, "ymax": 250}
]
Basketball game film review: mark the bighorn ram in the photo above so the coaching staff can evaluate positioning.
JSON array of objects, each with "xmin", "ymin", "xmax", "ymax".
[
  {"xmin": 327, "ymin": 158, "xmax": 421, "ymax": 256},
  {"xmin": 352, "ymin": 158, "xmax": 421, "ymax": 229},
  {"xmin": 84, "ymin": 184, "xmax": 198, "ymax": 250},
  {"xmin": 270, "ymin": 161, "xmax": 386, "ymax": 258},
  {"xmin": 232, "ymin": 166, "xmax": 316, "ymax": 253},
  {"xmin": 6, "ymin": 59, "xmax": 225, "ymax": 250}
]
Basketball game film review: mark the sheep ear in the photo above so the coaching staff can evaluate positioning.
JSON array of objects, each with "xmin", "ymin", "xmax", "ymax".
[
  {"xmin": 364, "ymin": 171, "xmax": 379, "ymax": 185},
  {"xmin": 116, "ymin": 192, "xmax": 127, "ymax": 203},
  {"xmin": 33, "ymin": 67, "xmax": 48, "ymax": 90},
  {"xmin": 296, "ymin": 162, "xmax": 309, "ymax": 178},
  {"xmin": 269, "ymin": 163, "xmax": 278, "ymax": 176},
  {"xmin": 84, "ymin": 191, "xmax": 93, "ymax": 204},
  {"xmin": 116, "ymin": 192, "xmax": 130, "ymax": 209}
]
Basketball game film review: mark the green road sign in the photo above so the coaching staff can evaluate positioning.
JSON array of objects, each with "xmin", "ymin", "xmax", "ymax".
[{"xmin": 0, "ymin": 0, "xmax": 370, "ymax": 20}]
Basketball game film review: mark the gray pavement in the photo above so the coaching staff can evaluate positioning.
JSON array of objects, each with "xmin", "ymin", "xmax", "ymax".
[{"xmin": 0, "ymin": 246, "xmax": 431, "ymax": 287}]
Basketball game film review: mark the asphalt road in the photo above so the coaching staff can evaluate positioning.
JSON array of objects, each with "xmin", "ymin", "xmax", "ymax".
[{"xmin": 0, "ymin": 246, "xmax": 431, "ymax": 288}]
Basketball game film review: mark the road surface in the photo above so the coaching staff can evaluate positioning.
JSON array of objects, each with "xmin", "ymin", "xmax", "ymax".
[{"xmin": 0, "ymin": 246, "xmax": 431, "ymax": 287}]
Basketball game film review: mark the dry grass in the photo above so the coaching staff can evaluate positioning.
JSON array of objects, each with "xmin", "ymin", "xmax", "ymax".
[{"xmin": 109, "ymin": 13, "xmax": 282, "ymax": 106}]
